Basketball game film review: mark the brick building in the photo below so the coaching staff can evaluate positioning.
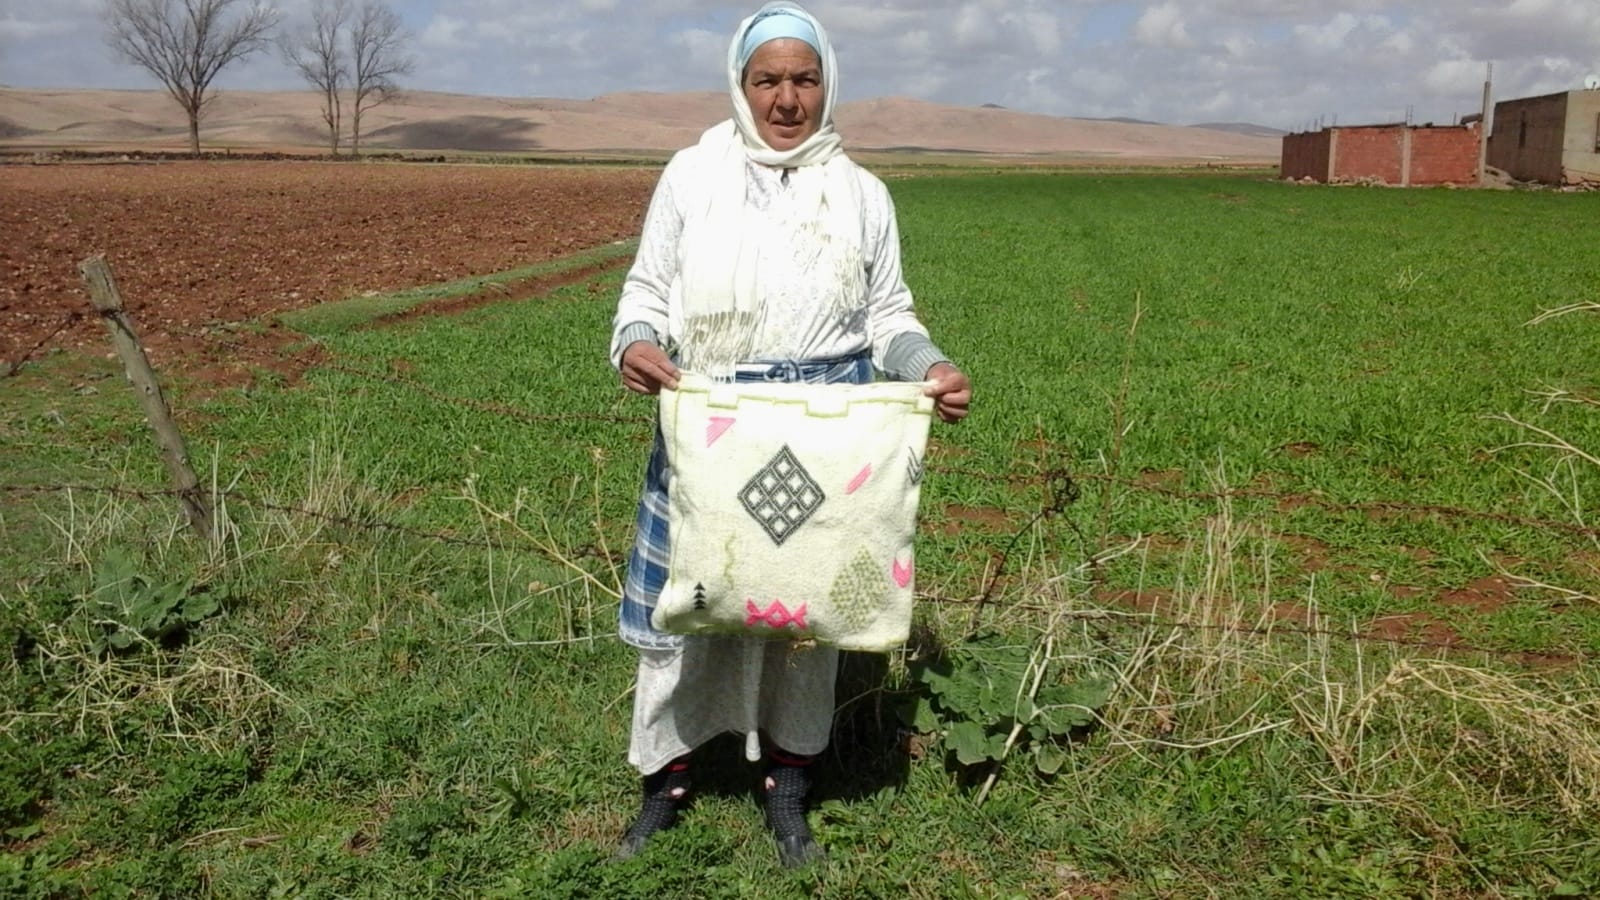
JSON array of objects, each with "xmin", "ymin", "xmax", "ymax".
[
  {"xmin": 1487, "ymin": 89, "xmax": 1600, "ymax": 186},
  {"xmin": 1281, "ymin": 121, "xmax": 1482, "ymax": 186}
]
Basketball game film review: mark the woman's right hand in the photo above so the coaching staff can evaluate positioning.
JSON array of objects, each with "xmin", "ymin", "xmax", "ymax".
[{"xmin": 620, "ymin": 341, "xmax": 681, "ymax": 395}]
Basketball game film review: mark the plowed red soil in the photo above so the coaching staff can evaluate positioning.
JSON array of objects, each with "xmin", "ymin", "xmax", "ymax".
[{"xmin": 1, "ymin": 161, "xmax": 658, "ymax": 373}]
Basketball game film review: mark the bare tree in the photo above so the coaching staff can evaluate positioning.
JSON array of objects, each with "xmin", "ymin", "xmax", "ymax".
[
  {"xmin": 104, "ymin": 0, "xmax": 280, "ymax": 156},
  {"xmin": 348, "ymin": 1, "xmax": 413, "ymax": 156},
  {"xmin": 280, "ymin": 0, "xmax": 349, "ymax": 155}
]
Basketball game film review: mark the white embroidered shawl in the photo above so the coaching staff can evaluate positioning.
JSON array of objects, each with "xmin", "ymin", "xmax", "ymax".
[{"xmin": 676, "ymin": 2, "xmax": 866, "ymax": 378}]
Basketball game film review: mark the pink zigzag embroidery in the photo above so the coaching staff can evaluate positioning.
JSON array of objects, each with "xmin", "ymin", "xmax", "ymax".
[
  {"xmin": 706, "ymin": 417, "xmax": 735, "ymax": 447},
  {"xmin": 845, "ymin": 464, "xmax": 872, "ymax": 494},
  {"xmin": 745, "ymin": 599, "xmax": 808, "ymax": 630},
  {"xmin": 892, "ymin": 557, "xmax": 913, "ymax": 588}
]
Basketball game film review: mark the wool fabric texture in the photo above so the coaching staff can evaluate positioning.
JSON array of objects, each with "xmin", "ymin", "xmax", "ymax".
[
  {"xmin": 618, "ymin": 355, "xmax": 872, "ymax": 651},
  {"xmin": 652, "ymin": 372, "xmax": 934, "ymax": 652}
]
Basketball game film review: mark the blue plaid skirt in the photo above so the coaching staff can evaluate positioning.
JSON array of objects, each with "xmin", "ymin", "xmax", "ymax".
[{"xmin": 618, "ymin": 354, "xmax": 874, "ymax": 649}]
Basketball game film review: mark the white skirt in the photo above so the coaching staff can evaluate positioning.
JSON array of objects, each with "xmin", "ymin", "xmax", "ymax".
[{"xmin": 628, "ymin": 635, "xmax": 839, "ymax": 775}]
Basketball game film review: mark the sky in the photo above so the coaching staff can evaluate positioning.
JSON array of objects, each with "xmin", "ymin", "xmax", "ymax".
[{"xmin": 2, "ymin": 0, "xmax": 1599, "ymax": 131}]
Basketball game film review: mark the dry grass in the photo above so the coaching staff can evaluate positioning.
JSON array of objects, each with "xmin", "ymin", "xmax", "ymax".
[
  {"xmin": 1335, "ymin": 659, "xmax": 1600, "ymax": 814},
  {"xmin": 455, "ymin": 449, "xmax": 621, "ymax": 648},
  {"xmin": 1489, "ymin": 302, "xmax": 1600, "ymax": 604},
  {"xmin": 941, "ymin": 457, "xmax": 1600, "ymax": 830},
  {"xmin": 8, "ymin": 623, "xmax": 292, "ymax": 756}
]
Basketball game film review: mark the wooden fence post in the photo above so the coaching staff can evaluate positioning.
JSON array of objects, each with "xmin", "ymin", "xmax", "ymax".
[
  {"xmin": 1478, "ymin": 64, "xmax": 1493, "ymax": 187},
  {"xmin": 77, "ymin": 255, "xmax": 215, "ymax": 539}
]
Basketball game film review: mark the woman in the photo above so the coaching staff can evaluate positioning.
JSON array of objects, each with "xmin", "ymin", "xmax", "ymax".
[{"xmin": 609, "ymin": 1, "xmax": 970, "ymax": 867}]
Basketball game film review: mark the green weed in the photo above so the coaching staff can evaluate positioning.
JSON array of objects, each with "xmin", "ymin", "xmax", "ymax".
[{"xmin": 902, "ymin": 629, "xmax": 1111, "ymax": 777}]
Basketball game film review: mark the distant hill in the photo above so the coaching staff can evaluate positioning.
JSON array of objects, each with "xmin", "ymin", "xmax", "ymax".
[
  {"xmin": 0, "ymin": 87, "xmax": 1281, "ymax": 162},
  {"xmin": 1189, "ymin": 121, "xmax": 1287, "ymax": 138},
  {"xmin": 1090, "ymin": 116, "xmax": 1164, "ymax": 127}
]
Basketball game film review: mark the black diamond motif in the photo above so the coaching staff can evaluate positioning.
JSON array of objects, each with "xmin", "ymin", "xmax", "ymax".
[{"xmin": 739, "ymin": 445, "xmax": 825, "ymax": 546}]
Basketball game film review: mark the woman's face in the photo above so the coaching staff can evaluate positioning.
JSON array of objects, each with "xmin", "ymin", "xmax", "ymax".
[{"xmin": 742, "ymin": 38, "xmax": 824, "ymax": 151}]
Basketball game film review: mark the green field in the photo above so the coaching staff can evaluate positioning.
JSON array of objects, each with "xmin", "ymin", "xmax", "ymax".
[{"xmin": 4, "ymin": 171, "xmax": 1599, "ymax": 897}]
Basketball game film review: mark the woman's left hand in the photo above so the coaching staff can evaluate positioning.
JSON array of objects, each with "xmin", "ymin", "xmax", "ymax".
[{"xmin": 924, "ymin": 362, "xmax": 971, "ymax": 424}]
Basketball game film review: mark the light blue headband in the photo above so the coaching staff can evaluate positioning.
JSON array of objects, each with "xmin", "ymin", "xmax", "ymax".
[{"xmin": 737, "ymin": 9, "xmax": 820, "ymax": 70}]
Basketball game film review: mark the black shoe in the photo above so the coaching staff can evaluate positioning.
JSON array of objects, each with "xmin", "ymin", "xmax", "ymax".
[
  {"xmin": 762, "ymin": 758, "xmax": 825, "ymax": 869},
  {"xmin": 773, "ymin": 832, "xmax": 826, "ymax": 869},
  {"xmin": 613, "ymin": 761, "xmax": 690, "ymax": 861}
]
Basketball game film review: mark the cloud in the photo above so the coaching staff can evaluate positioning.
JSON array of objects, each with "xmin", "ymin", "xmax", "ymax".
[
  {"xmin": 418, "ymin": 16, "xmax": 472, "ymax": 53},
  {"xmin": 0, "ymin": 2, "xmax": 101, "ymax": 54},
  {"xmin": 1134, "ymin": 4, "xmax": 1194, "ymax": 49},
  {"xmin": 1, "ymin": 1, "xmax": 1597, "ymax": 133},
  {"xmin": 1423, "ymin": 58, "xmax": 1488, "ymax": 96},
  {"xmin": 1291, "ymin": 13, "xmax": 1391, "ymax": 55},
  {"xmin": 669, "ymin": 26, "xmax": 727, "ymax": 77},
  {"xmin": 0, "ymin": 14, "xmax": 79, "ymax": 42},
  {"xmin": 1446, "ymin": 0, "xmax": 1600, "ymax": 59}
]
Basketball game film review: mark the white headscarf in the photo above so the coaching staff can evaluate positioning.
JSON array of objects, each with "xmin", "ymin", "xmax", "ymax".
[{"xmin": 675, "ymin": 2, "xmax": 865, "ymax": 378}]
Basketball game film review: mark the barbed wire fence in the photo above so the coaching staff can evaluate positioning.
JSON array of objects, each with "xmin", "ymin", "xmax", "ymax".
[
  {"xmin": 5, "ymin": 456, "xmax": 1593, "ymax": 668},
  {"xmin": 3, "ymin": 309, "xmax": 86, "ymax": 377},
  {"xmin": 5, "ymin": 260, "xmax": 1595, "ymax": 668}
]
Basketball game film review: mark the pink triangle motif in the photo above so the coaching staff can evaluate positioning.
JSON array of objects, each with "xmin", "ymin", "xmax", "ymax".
[
  {"xmin": 892, "ymin": 556, "xmax": 913, "ymax": 588},
  {"xmin": 706, "ymin": 417, "xmax": 735, "ymax": 447}
]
